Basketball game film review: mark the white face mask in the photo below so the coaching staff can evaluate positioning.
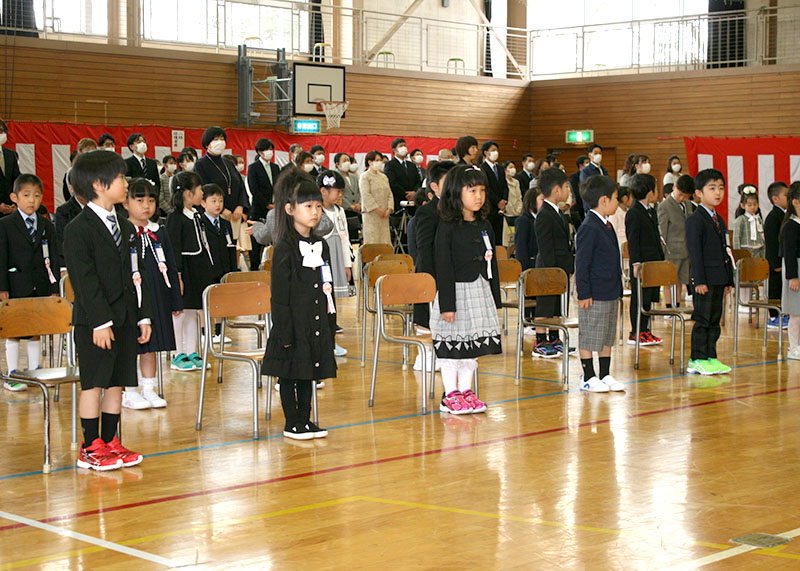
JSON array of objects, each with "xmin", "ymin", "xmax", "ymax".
[
  {"xmin": 524, "ymin": 161, "xmax": 534, "ymax": 172},
  {"xmin": 184, "ymin": 161, "xmax": 195, "ymax": 172},
  {"xmin": 372, "ymin": 161, "xmax": 385, "ymax": 173},
  {"xmin": 592, "ymin": 153, "xmax": 602, "ymax": 165},
  {"xmin": 641, "ymin": 163, "xmax": 651, "ymax": 174},
  {"xmin": 508, "ymin": 168, "xmax": 517, "ymax": 177},
  {"xmin": 396, "ymin": 146, "xmax": 408, "ymax": 158},
  {"xmin": 262, "ymin": 150, "xmax": 274, "ymax": 161},
  {"xmin": 340, "ymin": 161, "xmax": 351, "ymax": 171},
  {"xmin": 672, "ymin": 163, "xmax": 681, "ymax": 173},
  {"xmin": 166, "ymin": 163, "xmax": 177, "ymax": 174},
  {"xmin": 413, "ymin": 155, "xmax": 423, "ymax": 165},
  {"xmin": 0, "ymin": 133, "xmax": 7, "ymax": 146},
  {"xmin": 349, "ymin": 163, "xmax": 359, "ymax": 173},
  {"xmin": 314, "ymin": 154, "xmax": 325, "ymax": 165},
  {"xmin": 207, "ymin": 140, "xmax": 226, "ymax": 155},
  {"xmin": 489, "ymin": 150, "xmax": 499, "ymax": 162},
  {"xmin": 303, "ymin": 163, "xmax": 315, "ymax": 173},
  {"xmin": 135, "ymin": 141, "xmax": 147, "ymax": 155},
  {"xmin": 236, "ymin": 163, "xmax": 244, "ymax": 173}
]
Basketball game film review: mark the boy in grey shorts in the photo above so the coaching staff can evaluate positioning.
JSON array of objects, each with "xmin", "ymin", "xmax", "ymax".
[{"xmin": 658, "ymin": 174, "xmax": 695, "ymax": 307}]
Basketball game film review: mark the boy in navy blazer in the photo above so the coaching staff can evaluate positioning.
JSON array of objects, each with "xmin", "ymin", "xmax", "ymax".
[
  {"xmin": 575, "ymin": 175, "xmax": 625, "ymax": 393},
  {"xmin": 685, "ymin": 168, "xmax": 734, "ymax": 376},
  {"xmin": 0, "ymin": 175, "xmax": 59, "ymax": 391},
  {"xmin": 64, "ymin": 150, "xmax": 152, "ymax": 471}
]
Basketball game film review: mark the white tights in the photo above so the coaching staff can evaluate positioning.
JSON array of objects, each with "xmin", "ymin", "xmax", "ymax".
[
  {"xmin": 5, "ymin": 338, "xmax": 40, "ymax": 373},
  {"xmin": 789, "ymin": 315, "xmax": 800, "ymax": 350},
  {"xmin": 172, "ymin": 310, "xmax": 198, "ymax": 355},
  {"xmin": 438, "ymin": 358, "xmax": 478, "ymax": 394}
]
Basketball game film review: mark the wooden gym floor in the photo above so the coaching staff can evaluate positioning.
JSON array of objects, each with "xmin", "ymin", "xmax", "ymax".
[{"xmin": 1, "ymin": 294, "xmax": 800, "ymax": 570}]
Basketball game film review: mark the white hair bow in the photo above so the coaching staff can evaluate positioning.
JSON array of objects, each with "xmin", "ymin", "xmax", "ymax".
[
  {"xmin": 322, "ymin": 174, "xmax": 337, "ymax": 187},
  {"xmin": 299, "ymin": 240, "xmax": 324, "ymax": 268}
]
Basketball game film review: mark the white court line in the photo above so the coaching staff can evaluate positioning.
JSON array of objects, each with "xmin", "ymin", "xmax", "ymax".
[
  {"xmin": 0, "ymin": 509, "xmax": 183, "ymax": 568},
  {"xmin": 685, "ymin": 526, "xmax": 800, "ymax": 568}
]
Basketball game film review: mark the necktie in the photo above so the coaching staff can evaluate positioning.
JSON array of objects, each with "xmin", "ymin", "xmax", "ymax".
[
  {"xmin": 108, "ymin": 214, "xmax": 121, "ymax": 248},
  {"xmin": 213, "ymin": 218, "xmax": 220, "ymax": 233},
  {"xmin": 265, "ymin": 162, "xmax": 273, "ymax": 185},
  {"xmin": 494, "ymin": 164, "xmax": 500, "ymax": 181},
  {"xmin": 680, "ymin": 202, "xmax": 686, "ymax": 215},
  {"xmin": 140, "ymin": 157, "xmax": 146, "ymax": 172},
  {"xmin": 712, "ymin": 211, "xmax": 721, "ymax": 230},
  {"xmin": 606, "ymin": 221, "xmax": 613, "ymax": 231},
  {"xmin": 25, "ymin": 217, "xmax": 35, "ymax": 242}
]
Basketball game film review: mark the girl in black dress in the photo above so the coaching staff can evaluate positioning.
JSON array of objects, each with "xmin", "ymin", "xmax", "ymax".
[
  {"xmin": 121, "ymin": 179, "xmax": 183, "ymax": 409},
  {"xmin": 262, "ymin": 168, "xmax": 336, "ymax": 440}
]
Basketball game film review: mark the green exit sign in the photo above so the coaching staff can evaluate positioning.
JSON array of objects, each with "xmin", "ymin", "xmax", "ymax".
[
  {"xmin": 565, "ymin": 130, "xmax": 594, "ymax": 144},
  {"xmin": 293, "ymin": 119, "xmax": 321, "ymax": 134}
]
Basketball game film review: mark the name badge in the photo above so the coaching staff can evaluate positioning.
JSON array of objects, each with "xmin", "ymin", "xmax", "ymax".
[
  {"xmin": 130, "ymin": 247, "xmax": 142, "ymax": 308},
  {"xmin": 225, "ymin": 230, "xmax": 234, "ymax": 247},
  {"xmin": 321, "ymin": 263, "xmax": 333, "ymax": 283},
  {"xmin": 155, "ymin": 243, "xmax": 167, "ymax": 263},
  {"xmin": 42, "ymin": 239, "xmax": 57, "ymax": 284}
]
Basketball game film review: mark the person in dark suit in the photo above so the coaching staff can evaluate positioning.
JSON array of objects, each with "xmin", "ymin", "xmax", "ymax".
[
  {"xmin": 0, "ymin": 174, "xmax": 59, "ymax": 391},
  {"xmin": 0, "ymin": 119, "xmax": 21, "ymax": 216},
  {"xmin": 63, "ymin": 150, "xmax": 152, "ymax": 470},
  {"xmin": 686, "ymin": 169, "xmax": 735, "ymax": 375},
  {"xmin": 410, "ymin": 148, "xmax": 426, "ymax": 183},
  {"xmin": 569, "ymin": 154, "xmax": 590, "ymax": 225},
  {"xmin": 309, "ymin": 144, "xmax": 327, "ymax": 178},
  {"xmin": 575, "ymin": 175, "xmax": 625, "ymax": 392},
  {"xmin": 533, "ymin": 168, "xmax": 575, "ymax": 357},
  {"xmin": 247, "ymin": 138, "xmax": 281, "ymax": 270},
  {"xmin": 765, "ymin": 181, "xmax": 789, "ymax": 325},
  {"xmin": 54, "ymin": 194, "xmax": 85, "ymax": 271},
  {"xmin": 515, "ymin": 154, "xmax": 535, "ymax": 191},
  {"xmin": 194, "ymin": 126, "xmax": 249, "ymax": 223},
  {"xmin": 625, "ymin": 173, "xmax": 664, "ymax": 345},
  {"xmin": 479, "ymin": 140, "xmax": 509, "ymax": 246},
  {"xmin": 124, "ymin": 133, "xmax": 160, "ymax": 191},
  {"xmin": 384, "ymin": 137, "xmax": 421, "ymax": 207},
  {"xmin": 579, "ymin": 144, "xmax": 608, "ymax": 186}
]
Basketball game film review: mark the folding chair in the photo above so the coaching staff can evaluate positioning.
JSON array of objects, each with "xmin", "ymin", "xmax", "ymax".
[
  {"xmin": 0, "ymin": 297, "xmax": 79, "ymax": 473},
  {"xmin": 218, "ymin": 271, "xmax": 271, "ymax": 385},
  {"xmin": 369, "ymin": 273, "xmax": 437, "ymax": 412},
  {"xmin": 374, "ymin": 253, "xmax": 414, "ymax": 271},
  {"xmin": 634, "ymin": 261, "xmax": 692, "ymax": 373},
  {"xmin": 258, "ymin": 245, "xmax": 274, "ymax": 272},
  {"xmin": 495, "ymin": 245, "xmax": 508, "ymax": 260},
  {"xmin": 356, "ymin": 243, "xmax": 394, "ymax": 320},
  {"xmin": 734, "ymin": 257, "xmax": 784, "ymax": 353},
  {"xmin": 497, "ymin": 259, "xmax": 527, "ymax": 335},
  {"xmin": 515, "ymin": 268, "xmax": 577, "ymax": 386},
  {"xmin": 196, "ymin": 281, "xmax": 271, "ymax": 439},
  {"xmin": 360, "ymin": 259, "xmax": 411, "ymax": 367},
  {"xmin": 728, "ymin": 249, "xmax": 756, "ymax": 325}
]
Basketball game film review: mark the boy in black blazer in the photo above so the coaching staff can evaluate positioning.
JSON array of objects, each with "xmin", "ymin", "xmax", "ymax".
[
  {"xmin": 625, "ymin": 173, "xmax": 664, "ymax": 346},
  {"xmin": 54, "ymin": 194, "xmax": 85, "ymax": 272},
  {"xmin": 247, "ymin": 138, "xmax": 281, "ymax": 270},
  {"xmin": 533, "ymin": 168, "xmax": 575, "ymax": 357},
  {"xmin": 0, "ymin": 175, "xmax": 59, "ymax": 392},
  {"xmin": 764, "ymin": 181, "xmax": 789, "ymax": 327},
  {"xmin": 384, "ymin": 138, "xmax": 421, "ymax": 207},
  {"xmin": 64, "ymin": 150, "xmax": 152, "ymax": 471},
  {"xmin": 199, "ymin": 184, "xmax": 238, "ymax": 282},
  {"xmin": 575, "ymin": 175, "xmax": 625, "ymax": 393},
  {"xmin": 479, "ymin": 140, "xmax": 509, "ymax": 246},
  {"xmin": 686, "ymin": 169, "xmax": 734, "ymax": 376},
  {"xmin": 124, "ymin": 133, "xmax": 160, "ymax": 190}
]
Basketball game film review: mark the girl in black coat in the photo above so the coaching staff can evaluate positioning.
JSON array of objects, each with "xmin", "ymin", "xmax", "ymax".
[{"xmin": 262, "ymin": 168, "xmax": 336, "ymax": 440}]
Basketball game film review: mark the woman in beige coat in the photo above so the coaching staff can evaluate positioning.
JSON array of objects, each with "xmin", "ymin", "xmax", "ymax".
[{"xmin": 359, "ymin": 150, "xmax": 394, "ymax": 245}]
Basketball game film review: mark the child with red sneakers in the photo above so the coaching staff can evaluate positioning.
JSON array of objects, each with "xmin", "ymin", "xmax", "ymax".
[
  {"xmin": 64, "ymin": 150, "xmax": 152, "ymax": 470},
  {"xmin": 430, "ymin": 165, "xmax": 501, "ymax": 414}
]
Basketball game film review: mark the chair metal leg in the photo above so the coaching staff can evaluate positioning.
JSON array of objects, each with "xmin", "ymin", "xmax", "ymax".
[
  {"xmin": 401, "ymin": 316, "xmax": 409, "ymax": 370},
  {"xmin": 779, "ymin": 314, "xmax": 784, "ymax": 356},
  {"xmin": 265, "ymin": 375, "xmax": 272, "ymax": 420},
  {"xmin": 560, "ymin": 327, "xmax": 569, "ymax": 387},
  {"xmin": 57, "ymin": 333, "xmax": 64, "ymax": 368},
  {"xmin": 733, "ymin": 293, "xmax": 740, "ymax": 351},
  {"xmin": 763, "ymin": 310, "xmax": 768, "ymax": 348},
  {"xmin": 217, "ymin": 321, "xmax": 226, "ymax": 383},
  {"xmin": 38, "ymin": 382, "xmax": 51, "ymax": 474},
  {"xmin": 54, "ymin": 384, "xmax": 60, "ymax": 402},
  {"xmin": 515, "ymin": 300, "xmax": 524, "ymax": 386},
  {"xmin": 472, "ymin": 367, "xmax": 479, "ymax": 398},
  {"xmin": 429, "ymin": 346, "xmax": 436, "ymax": 401},
  {"xmin": 369, "ymin": 326, "xmax": 381, "ymax": 407},
  {"xmin": 312, "ymin": 381, "xmax": 319, "ymax": 425},
  {"xmin": 250, "ymin": 359, "xmax": 259, "ymax": 439},
  {"xmin": 196, "ymin": 337, "xmax": 209, "ymax": 431},
  {"xmin": 156, "ymin": 352, "xmax": 164, "ymax": 398},
  {"xmin": 679, "ymin": 317, "xmax": 686, "ymax": 374},
  {"xmin": 634, "ymin": 295, "xmax": 642, "ymax": 370},
  {"xmin": 669, "ymin": 316, "xmax": 676, "ymax": 365},
  {"xmin": 361, "ymin": 279, "xmax": 368, "ymax": 368},
  {"xmin": 48, "ymin": 335, "xmax": 54, "ymax": 367}
]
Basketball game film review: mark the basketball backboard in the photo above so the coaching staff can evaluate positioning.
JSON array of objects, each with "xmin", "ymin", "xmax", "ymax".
[{"xmin": 293, "ymin": 62, "xmax": 346, "ymax": 117}]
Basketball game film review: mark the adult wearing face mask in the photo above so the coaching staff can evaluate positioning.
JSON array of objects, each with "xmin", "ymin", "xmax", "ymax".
[
  {"xmin": 159, "ymin": 155, "xmax": 178, "ymax": 216},
  {"xmin": 0, "ymin": 120, "xmax": 20, "ymax": 217},
  {"xmin": 410, "ymin": 149, "xmax": 426, "ymax": 184},
  {"xmin": 516, "ymin": 153, "xmax": 536, "ymax": 190},
  {"xmin": 194, "ymin": 126, "xmax": 248, "ymax": 225},
  {"xmin": 246, "ymin": 139, "xmax": 280, "ymax": 269},
  {"xmin": 335, "ymin": 152, "xmax": 362, "ymax": 243},
  {"xmin": 309, "ymin": 144, "xmax": 327, "ymax": 178},
  {"xmin": 359, "ymin": 149, "xmax": 393, "ymax": 245},
  {"xmin": 124, "ymin": 133, "xmax": 161, "ymax": 191},
  {"xmin": 479, "ymin": 140, "xmax": 508, "ymax": 245},
  {"xmin": 98, "ymin": 133, "xmax": 116, "ymax": 152},
  {"xmin": 569, "ymin": 154, "xmax": 590, "ymax": 227},
  {"xmin": 384, "ymin": 137, "xmax": 421, "ymax": 208},
  {"xmin": 663, "ymin": 155, "xmax": 683, "ymax": 187},
  {"xmin": 579, "ymin": 143, "xmax": 608, "ymax": 187}
]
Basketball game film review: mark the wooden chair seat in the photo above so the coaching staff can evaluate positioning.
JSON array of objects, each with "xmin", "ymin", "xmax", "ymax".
[
  {"xmin": 221, "ymin": 348, "xmax": 265, "ymax": 359},
  {"xmin": 533, "ymin": 316, "xmax": 579, "ymax": 328},
  {"xmin": 749, "ymin": 299, "xmax": 781, "ymax": 307},
  {"xmin": 391, "ymin": 334, "xmax": 433, "ymax": 344},
  {"xmin": 10, "ymin": 367, "xmax": 80, "ymax": 384},
  {"xmin": 646, "ymin": 307, "xmax": 693, "ymax": 316}
]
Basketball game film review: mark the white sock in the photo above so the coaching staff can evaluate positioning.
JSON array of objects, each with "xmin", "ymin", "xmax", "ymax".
[
  {"xmin": 5, "ymin": 339, "xmax": 19, "ymax": 373},
  {"xmin": 438, "ymin": 359, "xmax": 458, "ymax": 394},
  {"xmin": 124, "ymin": 386, "xmax": 139, "ymax": 393},
  {"xmin": 27, "ymin": 340, "xmax": 41, "ymax": 370},
  {"xmin": 141, "ymin": 377, "xmax": 157, "ymax": 391},
  {"xmin": 172, "ymin": 312, "xmax": 184, "ymax": 354},
  {"xmin": 183, "ymin": 310, "xmax": 198, "ymax": 355},
  {"xmin": 457, "ymin": 359, "xmax": 478, "ymax": 393}
]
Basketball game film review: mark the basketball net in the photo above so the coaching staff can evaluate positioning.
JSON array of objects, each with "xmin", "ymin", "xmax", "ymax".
[{"xmin": 317, "ymin": 101, "xmax": 349, "ymax": 129}]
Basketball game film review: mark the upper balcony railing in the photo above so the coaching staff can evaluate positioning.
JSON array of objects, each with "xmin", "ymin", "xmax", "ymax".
[{"xmin": 3, "ymin": 1, "xmax": 799, "ymax": 80}]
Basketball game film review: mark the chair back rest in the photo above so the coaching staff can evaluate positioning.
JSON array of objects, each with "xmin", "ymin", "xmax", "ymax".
[
  {"xmin": 204, "ymin": 281, "xmax": 271, "ymax": 319},
  {"xmin": 496, "ymin": 245, "xmax": 508, "ymax": 260},
  {"xmin": 738, "ymin": 257, "xmax": 769, "ymax": 283},
  {"xmin": 0, "ymin": 297, "xmax": 73, "ymax": 338},
  {"xmin": 265, "ymin": 245, "xmax": 274, "ymax": 261},
  {"xmin": 222, "ymin": 270, "xmax": 271, "ymax": 286},
  {"xmin": 259, "ymin": 259, "xmax": 272, "ymax": 272},
  {"xmin": 497, "ymin": 259, "xmax": 522, "ymax": 283},
  {"xmin": 639, "ymin": 261, "xmax": 678, "ymax": 289},
  {"xmin": 377, "ymin": 273, "xmax": 436, "ymax": 306},
  {"xmin": 366, "ymin": 260, "xmax": 410, "ymax": 287},
  {"xmin": 522, "ymin": 268, "xmax": 568, "ymax": 297},
  {"xmin": 360, "ymin": 243, "xmax": 394, "ymax": 265},
  {"xmin": 60, "ymin": 274, "xmax": 74, "ymax": 303},
  {"xmin": 731, "ymin": 248, "xmax": 752, "ymax": 263},
  {"xmin": 375, "ymin": 253, "xmax": 413, "ymax": 271},
  {"xmin": 621, "ymin": 241, "xmax": 629, "ymax": 260}
]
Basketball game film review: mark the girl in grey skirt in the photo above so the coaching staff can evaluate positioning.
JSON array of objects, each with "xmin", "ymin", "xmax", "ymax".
[{"xmin": 430, "ymin": 165, "xmax": 502, "ymax": 414}]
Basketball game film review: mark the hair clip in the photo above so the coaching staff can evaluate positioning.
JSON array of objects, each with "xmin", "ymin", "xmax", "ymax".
[
  {"xmin": 742, "ymin": 185, "xmax": 757, "ymax": 195},
  {"xmin": 322, "ymin": 174, "xmax": 336, "ymax": 187}
]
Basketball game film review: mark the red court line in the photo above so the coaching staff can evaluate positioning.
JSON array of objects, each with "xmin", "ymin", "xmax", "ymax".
[{"xmin": 2, "ymin": 384, "xmax": 798, "ymax": 532}]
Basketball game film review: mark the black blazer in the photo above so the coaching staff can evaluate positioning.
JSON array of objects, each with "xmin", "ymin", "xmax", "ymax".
[
  {"xmin": 0, "ymin": 212, "xmax": 60, "ymax": 297},
  {"xmin": 480, "ymin": 161, "xmax": 509, "ymax": 217},
  {"xmin": 63, "ymin": 207, "xmax": 151, "ymax": 328},
  {"xmin": 515, "ymin": 170, "xmax": 534, "ymax": 192},
  {"xmin": 513, "ymin": 212, "xmax": 538, "ymax": 271},
  {"xmin": 625, "ymin": 201, "xmax": 664, "ymax": 266},
  {"xmin": 413, "ymin": 196, "xmax": 439, "ymax": 278},
  {"xmin": 575, "ymin": 212, "xmax": 623, "ymax": 301},
  {"xmin": 535, "ymin": 202, "xmax": 574, "ymax": 274},
  {"xmin": 125, "ymin": 155, "xmax": 161, "ymax": 190},
  {"xmin": 194, "ymin": 154, "xmax": 249, "ymax": 214},
  {"xmin": 569, "ymin": 169, "xmax": 587, "ymax": 221},
  {"xmin": 54, "ymin": 197, "xmax": 83, "ymax": 269},
  {"xmin": 764, "ymin": 206, "xmax": 784, "ymax": 272},
  {"xmin": 384, "ymin": 157, "xmax": 421, "ymax": 206},
  {"xmin": 579, "ymin": 162, "xmax": 608, "ymax": 184},
  {"xmin": 199, "ymin": 214, "xmax": 238, "ymax": 281},
  {"xmin": 247, "ymin": 159, "xmax": 280, "ymax": 221},
  {"xmin": 0, "ymin": 147, "xmax": 21, "ymax": 208},
  {"xmin": 686, "ymin": 206, "xmax": 734, "ymax": 287},
  {"xmin": 780, "ymin": 219, "xmax": 800, "ymax": 280}
]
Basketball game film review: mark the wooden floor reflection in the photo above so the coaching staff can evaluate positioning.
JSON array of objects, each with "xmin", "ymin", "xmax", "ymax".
[{"xmin": 2, "ymin": 298, "xmax": 799, "ymax": 570}]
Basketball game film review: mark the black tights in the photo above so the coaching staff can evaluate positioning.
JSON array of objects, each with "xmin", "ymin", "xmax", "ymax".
[{"xmin": 279, "ymin": 379, "xmax": 313, "ymax": 429}]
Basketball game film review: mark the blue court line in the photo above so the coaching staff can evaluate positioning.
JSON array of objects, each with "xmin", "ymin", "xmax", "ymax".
[{"xmin": 0, "ymin": 358, "xmax": 787, "ymax": 481}]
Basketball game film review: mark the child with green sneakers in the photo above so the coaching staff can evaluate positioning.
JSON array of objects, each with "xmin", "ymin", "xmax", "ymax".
[{"xmin": 685, "ymin": 169, "xmax": 734, "ymax": 375}]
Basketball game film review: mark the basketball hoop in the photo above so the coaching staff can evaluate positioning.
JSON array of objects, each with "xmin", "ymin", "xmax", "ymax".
[{"xmin": 316, "ymin": 100, "xmax": 349, "ymax": 129}]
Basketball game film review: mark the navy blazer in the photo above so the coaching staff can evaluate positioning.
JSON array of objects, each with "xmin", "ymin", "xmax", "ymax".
[
  {"xmin": 625, "ymin": 201, "xmax": 664, "ymax": 267},
  {"xmin": 579, "ymin": 162, "xmax": 608, "ymax": 184},
  {"xmin": 480, "ymin": 161, "xmax": 509, "ymax": 216},
  {"xmin": 125, "ymin": 155, "xmax": 161, "ymax": 191},
  {"xmin": 764, "ymin": 206, "xmax": 784, "ymax": 271},
  {"xmin": 384, "ymin": 157, "xmax": 421, "ymax": 207},
  {"xmin": 686, "ymin": 205, "xmax": 734, "ymax": 287},
  {"xmin": 575, "ymin": 211, "xmax": 623, "ymax": 301},
  {"xmin": 0, "ymin": 211, "xmax": 60, "ymax": 297},
  {"xmin": 535, "ymin": 201, "xmax": 574, "ymax": 274},
  {"xmin": 247, "ymin": 159, "xmax": 280, "ymax": 221},
  {"xmin": 513, "ymin": 212, "xmax": 538, "ymax": 271},
  {"xmin": 0, "ymin": 146, "xmax": 21, "ymax": 208}
]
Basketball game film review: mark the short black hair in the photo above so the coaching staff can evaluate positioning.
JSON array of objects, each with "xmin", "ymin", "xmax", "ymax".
[
  {"xmin": 70, "ymin": 150, "xmax": 127, "ymax": 202},
  {"xmin": 202, "ymin": 183, "xmax": 225, "ymax": 200},
  {"xmin": 438, "ymin": 165, "xmax": 489, "ymax": 222},
  {"xmin": 580, "ymin": 175, "xmax": 616, "ymax": 209},
  {"xmin": 272, "ymin": 167, "xmax": 323, "ymax": 245},
  {"xmin": 365, "ymin": 150, "xmax": 383, "ymax": 163},
  {"xmin": 127, "ymin": 177, "xmax": 159, "ymax": 209},
  {"xmin": 576, "ymin": 154, "xmax": 589, "ymax": 169},
  {"xmin": 177, "ymin": 151, "xmax": 195, "ymax": 166},
  {"xmin": 588, "ymin": 143, "xmax": 603, "ymax": 154},
  {"xmin": 502, "ymin": 160, "xmax": 517, "ymax": 172},
  {"xmin": 289, "ymin": 143, "xmax": 303, "ymax": 154},
  {"xmin": 98, "ymin": 133, "xmax": 115, "ymax": 146},
  {"xmin": 255, "ymin": 138, "xmax": 274, "ymax": 153},
  {"xmin": 675, "ymin": 174, "xmax": 694, "ymax": 195},
  {"xmin": 522, "ymin": 187, "xmax": 541, "ymax": 214},
  {"xmin": 12, "ymin": 173, "xmax": 43, "ymax": 194},
  {"xmin": 310, "ymin": 144, "xmax": 325, "ymax": 154},
  {"xmin": 537, "ymin": 167, "xmax": 568, "ymax": 198},
  {"xmin": 180, "ymin": 147, "xmax": 198, "ymax": 159},
  {"xmin": 317, "ymin": 170, "xmax": 345, "ymax": 189},
  {"xmin": 333, "ymin": 152, "xmax": 350, "ymax": 166},
  {"xmin": 629, "ymin": 173, "xmax": 656, "ymax": 200},
  {"xmin": 617, "ymin": 185, "xmax": 630, "ymax": 203},
  {"xmin": 126, "ymin": 133, "xmax": 144, "ymax": 148},
  {"xmin": 522, "ymin": 153, "xmax": 535, "ymax": 162},
  {"xmin": 162, "ymin": 154, "xmax": 176, "ymax": 164},
  {"xmin": 0, "ymin": 119, "xmax": 7, "ymax": 133},
  {"xmin": 481, "ymin": 140, "xmax": 499, "ymax": 153},
  {"xmin": 170, "ymin": 171, "xmax": 203, "ymax": 212},
  {"xmin": 427, "ymin": 160, "xmax": 456, "ymax": 188},
  {"xmin": 390, "ymin": 138, "xmax": 405, "ymax": 150},
  {"xmin": 410, "ymin": 148, "xmax": 423, "ymax": 157},
  {"xmin": 201, "ymin": 126, "xmax": 226, "ymax": 149},
  {"xmin": 662, "ymin": 183, "xmax": 674, "ymax": 197},
  {"xmin": 695, "ymin": 168, "xmax": 725, "ymax": 192},
  {"xmin": 455, "ymin": 135, "xmax": 478, "ymax": 160},
  {"xmin": 768, "ymin": 181, "xmax": 788, "ymax": 202}
]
